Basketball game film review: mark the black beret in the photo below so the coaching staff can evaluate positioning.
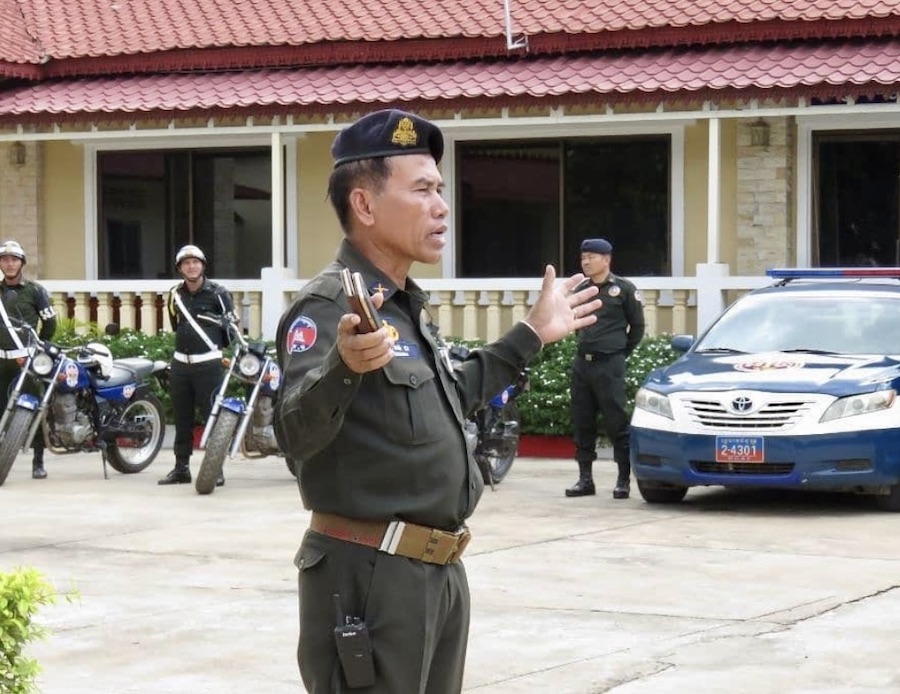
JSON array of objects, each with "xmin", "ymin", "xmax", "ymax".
[
  {"xmin": 581, "ymin": 238, "xmax": 613, "ymax": 254},
  {"xmin": 331, "ymin": 109, "xmax": 444, "ymax": 167}
]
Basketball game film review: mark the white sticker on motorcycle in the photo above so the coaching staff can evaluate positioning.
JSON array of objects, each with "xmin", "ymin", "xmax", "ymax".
[
  {"xmin": 64, "ymin": 362, "xmax": 79, "ymax": 387},
  {"xmin": 267, "ymin": 363, "xmax": 281, "ymax": 390},
  {"xmin": 123, "ymin": 384, "xmax": 135, "ymax": 399}
]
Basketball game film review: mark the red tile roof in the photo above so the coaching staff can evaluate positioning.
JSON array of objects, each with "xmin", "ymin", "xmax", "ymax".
[
  {"xmin": 1, "ymin": 40, "xmax": 897, "ymax": 122},
  {"xmin": 2, "ymin": 0, "xmax": 899, "ymax": 70}
]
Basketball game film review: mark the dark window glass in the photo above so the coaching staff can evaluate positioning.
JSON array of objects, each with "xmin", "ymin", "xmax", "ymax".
[
  {"xmin": 815, "ymin": 133, "xmax": 900, "ymax": 267},
  {"xmin": 98, "ymin": 149, "xmax": 272, "ymax": 279},
  {"xmin": 457, "ymin": 137, "xmax": 670, "ymax": 277}
]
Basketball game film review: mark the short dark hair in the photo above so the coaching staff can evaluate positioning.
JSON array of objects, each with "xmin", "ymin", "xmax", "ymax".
[{"xmin": 327, "ymin": 157, "xmax": 392, "ymax": 233}]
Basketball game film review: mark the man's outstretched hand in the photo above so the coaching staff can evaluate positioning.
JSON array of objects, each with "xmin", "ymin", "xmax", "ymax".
[{"xmin": 523, "ymin": 265, "xmax": 602, "ymax": 345}]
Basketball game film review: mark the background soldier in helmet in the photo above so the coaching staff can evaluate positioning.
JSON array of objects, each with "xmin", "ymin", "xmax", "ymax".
[
  {"xmin": 158, "ymin": 244, "xmax": 236, "ymax": 487},
  {"xmin": 0, "ymin": 240, "xmax": 57, "ymax": 479}
]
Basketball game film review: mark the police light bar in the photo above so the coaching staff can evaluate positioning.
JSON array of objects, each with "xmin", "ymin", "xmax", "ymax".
[{"xmin": 767, "ymin": 268, "xmax": 900, "ymax": 279}]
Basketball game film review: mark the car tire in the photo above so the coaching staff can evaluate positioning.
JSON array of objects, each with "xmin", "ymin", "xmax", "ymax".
[
  {"xmin": 637, "ymin": 480, "xmax": 688, "ymax": 504},
  {"xmin": 875, "ymin": 484, "xmax": 900, "ymax": 512}
]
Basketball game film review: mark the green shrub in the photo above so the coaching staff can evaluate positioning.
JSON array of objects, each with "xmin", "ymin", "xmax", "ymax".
[
  {"xmin": 0, "ymin": 567, "xmax": 67, "ymax": 693},
  {"xmin": 517, "ymin": 334, "xmax": 680, "ymax": 436}
]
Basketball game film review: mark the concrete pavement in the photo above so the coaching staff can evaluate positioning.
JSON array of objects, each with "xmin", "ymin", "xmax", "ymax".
[{"xmin": 2, "ymin": 445, "xmax": 899, "ymax": 693}]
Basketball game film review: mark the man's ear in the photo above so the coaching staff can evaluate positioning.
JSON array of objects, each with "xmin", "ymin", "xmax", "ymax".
[{"xmin": 348, "ymin": 188, "xmax": 376, "ymax": 227}]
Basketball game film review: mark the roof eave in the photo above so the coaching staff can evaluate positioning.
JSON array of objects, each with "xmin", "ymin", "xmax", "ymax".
[{"xmin": 17, "ymin": 15, "xmax": 900, "ymax": 79}]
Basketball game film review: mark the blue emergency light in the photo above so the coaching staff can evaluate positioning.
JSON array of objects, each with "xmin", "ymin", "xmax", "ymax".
[{"xmin": 767, "ymin": 267, "xmax": 900, "ymax": 279}]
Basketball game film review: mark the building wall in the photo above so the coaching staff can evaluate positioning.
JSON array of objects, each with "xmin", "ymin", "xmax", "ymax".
[
  {"xmin": 296, "ymin": 132, "xmax": 344, "ymax": 277},
  {"xmin": 736, "ymin": 117, "xmax": 795, "ymax": 273},
  {"xmin": 0, "ymin": 141, "xmax": 44, "ymax": 276},
  {"xmin": 682, "ymin": 120, "xmax": 739, "ymax": 275},
  {"xmin": 43, "ymin": 141, "xmax": 85, "ymax": 279},
  {"xmin": 1, "ymin": 114, "xmax": 800, "ymax": 282}
]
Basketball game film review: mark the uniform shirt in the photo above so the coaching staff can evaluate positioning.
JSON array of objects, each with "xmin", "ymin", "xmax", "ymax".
[
  {"xmin": 0, "ymin": 279, "xmax": 56, "ymax": 350},
  {"xmin": 275, "ymin": 240, "xmax": 541, "ymax": 530},
  {"xmin": 576, "ymin": 273, "xmax": 645, "ymax": 356},
  {"xmin": 167, "ymin": 279, "xmax": 234, "ymax": 355}
]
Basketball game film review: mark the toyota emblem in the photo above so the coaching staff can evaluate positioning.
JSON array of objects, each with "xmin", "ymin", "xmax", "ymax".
[{"xmin": 730, "ymin": 396, "xmax": 753, "ymax": 414}]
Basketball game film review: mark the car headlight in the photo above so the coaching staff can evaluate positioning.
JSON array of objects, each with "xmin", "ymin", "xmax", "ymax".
[
  {"xmin": 32, "ymin": 352, "xmax": 55, "ymax": 377},
  {"xmin": 820, "ymin": 389, "xmax": 896, "ymax": 422},
  {"xmin": 237, "ymin": 353, "xmax": 262, "ymax": 378},
  {"xmin": 634, "ymin": 387, "xmax": 674, "ymax": 420}
]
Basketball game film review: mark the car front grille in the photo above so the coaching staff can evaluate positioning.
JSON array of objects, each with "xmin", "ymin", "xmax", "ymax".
[
  {"xmin": 682, "ymin": 397, "xmax": 816, "ymax": 430},
  {"xmin": 691, "ymin": 461, "xmax": 795, "ymax": 475}
]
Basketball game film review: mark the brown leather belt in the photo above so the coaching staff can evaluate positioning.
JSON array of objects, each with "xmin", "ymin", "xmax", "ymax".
[{"xmin": 309, "ymin": 511, "xmax": 471, "ymax": 565}]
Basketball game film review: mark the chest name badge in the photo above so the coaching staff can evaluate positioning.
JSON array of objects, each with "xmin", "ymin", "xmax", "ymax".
[{"xmin": 608, "ymin": 285, "xmax": 621, "ymax": 297}]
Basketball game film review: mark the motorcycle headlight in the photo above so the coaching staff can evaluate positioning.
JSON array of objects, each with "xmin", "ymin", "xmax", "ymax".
[
  {"xmin": 820, "ymin": 389, "xmax": 896, "ymax": 422},
  {"xmin": 32, "ymin": 352, "xmax": 55, "ymax": 377},
  {"xmin": 237, "ymin": 353, "xmax": 262, "ymax": 378},
  {"xmin": 634, "ymin": 387, "xmax": 674, "ymax": 420}
]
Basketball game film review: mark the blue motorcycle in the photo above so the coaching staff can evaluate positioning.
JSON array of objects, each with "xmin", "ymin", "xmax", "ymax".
[
  {"xmin": 449, "ymin": 344, "xmax": 529, "ymax": 489},
  {"xmin": 195, "ymin": 317, "xmax": 289, "ymax": 494},
  {"xmin": 0, "ymin": 322, "xmax": 168, "ymax": 485}
]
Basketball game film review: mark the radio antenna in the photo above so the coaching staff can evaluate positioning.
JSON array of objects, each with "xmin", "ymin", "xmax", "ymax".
[{"xmin": 503, "ymin": 0, "xmax": 528, "ymax": 51}]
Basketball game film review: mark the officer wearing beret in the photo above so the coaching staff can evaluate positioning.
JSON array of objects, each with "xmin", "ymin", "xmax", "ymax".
[
  {"xmin": 566, "ymin": 238, "xmax": 645, "ymax": 499},
  {"xmin": 275, "ymin": 108, "xmax": 602, "ymax": 693}
]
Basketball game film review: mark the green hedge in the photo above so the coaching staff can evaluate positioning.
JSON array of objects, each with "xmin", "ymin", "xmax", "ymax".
[
  {"xmin": 517, "ymin": 334, "xmax": 680, "ymax": 436},
  {"xmin": 49, "ymin": 322, "xmax": 680, "ymax": 435}
]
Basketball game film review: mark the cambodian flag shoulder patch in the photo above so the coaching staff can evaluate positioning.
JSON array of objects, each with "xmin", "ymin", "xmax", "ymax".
[{"xmin": 285, "ymin": 316, "xmax": 317, "ymax": 354}]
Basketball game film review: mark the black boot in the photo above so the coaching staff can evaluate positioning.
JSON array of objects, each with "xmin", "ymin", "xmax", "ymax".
[
  {"xmin": 613, "ymin": 460, "xmax": 631, "ymax": 499},
  {"xmin": 159, "ymin": 460, "xmax": 191, "ymax": 485},
  {"xmin": 32, "ymin": 457, "xmax": 47, "ymax": 480},
  {"xmin": 216, "ymin": 473, "xmax": 225, "ymax": 487},
  {"xmin": 565, "ymin": 461, "xmax": 595, "ymax": 497}
]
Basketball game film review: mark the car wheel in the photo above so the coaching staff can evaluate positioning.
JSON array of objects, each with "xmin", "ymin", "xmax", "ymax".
[
  {"xmin": 637, "ymin": 480, "xmax": 688, "ymax": 504},
  {"xmin": 875, "ymin": 484, "xmax": 900, "ymax": 512}
]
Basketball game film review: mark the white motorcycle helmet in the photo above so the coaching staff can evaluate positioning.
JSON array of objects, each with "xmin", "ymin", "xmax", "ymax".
[
  {"xmin": 0, "ymin": 240, "xmax": 26, "ymax": 263},
  {"xmin": 79, "ymin": 343, "xmax": 114, "ymax": 378},
  {"xmin": 175, "ymin": 244, "xmax": 206, "ymax": 268}
]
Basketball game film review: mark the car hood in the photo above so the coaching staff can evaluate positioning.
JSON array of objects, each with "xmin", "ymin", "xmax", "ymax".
[{"xmin": 645, "ymin": 352, "xmax": 900, "ymax": 396}]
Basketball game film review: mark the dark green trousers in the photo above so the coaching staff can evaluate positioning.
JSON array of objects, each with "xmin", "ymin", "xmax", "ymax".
[{"xmin": 296, "ymin": 529, "xmax": 470, "ymax": 693}]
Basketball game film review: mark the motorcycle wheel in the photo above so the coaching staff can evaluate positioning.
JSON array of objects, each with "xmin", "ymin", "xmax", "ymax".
[
  {"xmin": 195, "ymin": 409, "xmax": 239, "ymax": 495},
  {"xmin": 106, "ymin": 394, "xmax": 165, "ymax": 474},
  {"xmin": 0, "ymin": 408, "xmax": 36, "ymax": 486},
  {"xmin": 475, "ymin": 401, "xmax": 521, "ymax": 486}
]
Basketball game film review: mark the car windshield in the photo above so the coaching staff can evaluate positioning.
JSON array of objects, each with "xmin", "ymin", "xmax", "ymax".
[{"xmin": 695, "ymin": 291, "xmax": 900, "ymax": 356}]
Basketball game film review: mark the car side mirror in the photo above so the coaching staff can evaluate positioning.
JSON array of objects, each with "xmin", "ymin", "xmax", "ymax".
[{"xmin": 670, "ymin": 334, "xmax": 694, "ymax": 353}]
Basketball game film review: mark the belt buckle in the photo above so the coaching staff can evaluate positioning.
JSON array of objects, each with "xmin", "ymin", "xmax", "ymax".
[{"xmin": 423, "ymin": 526, "xmax": 471, "ymax": 565}]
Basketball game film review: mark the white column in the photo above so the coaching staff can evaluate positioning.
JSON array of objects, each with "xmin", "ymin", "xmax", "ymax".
[
  {"xmin": 707, "ymin": 117, "xmax": 721, "ymax": 264},
  {"xmin": 270, "ymin": 132, "xmax": 285, "ymax": 270}
]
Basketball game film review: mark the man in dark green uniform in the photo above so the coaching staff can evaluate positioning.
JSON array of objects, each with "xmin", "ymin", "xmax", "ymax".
[
  {"xmin": 158, "ymin": 244, "xmax": 235, "ymax": 486},
  {"xmin": 566, "ymin": 237, "xmax": 645, "ymax": 499},
  {"xmin": 0, "ymin": 240, "xmax": 57, "ymax": 479},
  {"xmin": 275, "ymin": 109, "xmax": 602, "ymax": 693}
]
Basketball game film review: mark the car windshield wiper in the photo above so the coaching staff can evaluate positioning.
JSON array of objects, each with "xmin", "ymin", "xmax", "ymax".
[{"xmin": 694, "ymin": 347, "xmax": 747, "ymax": 354}]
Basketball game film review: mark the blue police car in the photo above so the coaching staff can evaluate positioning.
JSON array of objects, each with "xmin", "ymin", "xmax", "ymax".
[{"xmin": 630, "ymin": 268, "xmax": 900, "ymax": 511}]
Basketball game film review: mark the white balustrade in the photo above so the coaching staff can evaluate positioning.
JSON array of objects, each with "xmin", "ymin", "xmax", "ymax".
[{"xmin": 40, "ymin": 273, "xmax": 771, "ymax": 342}]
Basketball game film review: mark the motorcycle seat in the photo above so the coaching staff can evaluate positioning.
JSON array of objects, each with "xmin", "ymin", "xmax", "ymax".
[{"xmin": 98, "ymin": 358, "xmax": 157, "ymax": 386}]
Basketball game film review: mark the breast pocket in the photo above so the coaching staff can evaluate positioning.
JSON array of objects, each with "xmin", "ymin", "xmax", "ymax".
[{"xmin": 381, "ymin": 359, "xmax": 446, "ymax": 444}]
